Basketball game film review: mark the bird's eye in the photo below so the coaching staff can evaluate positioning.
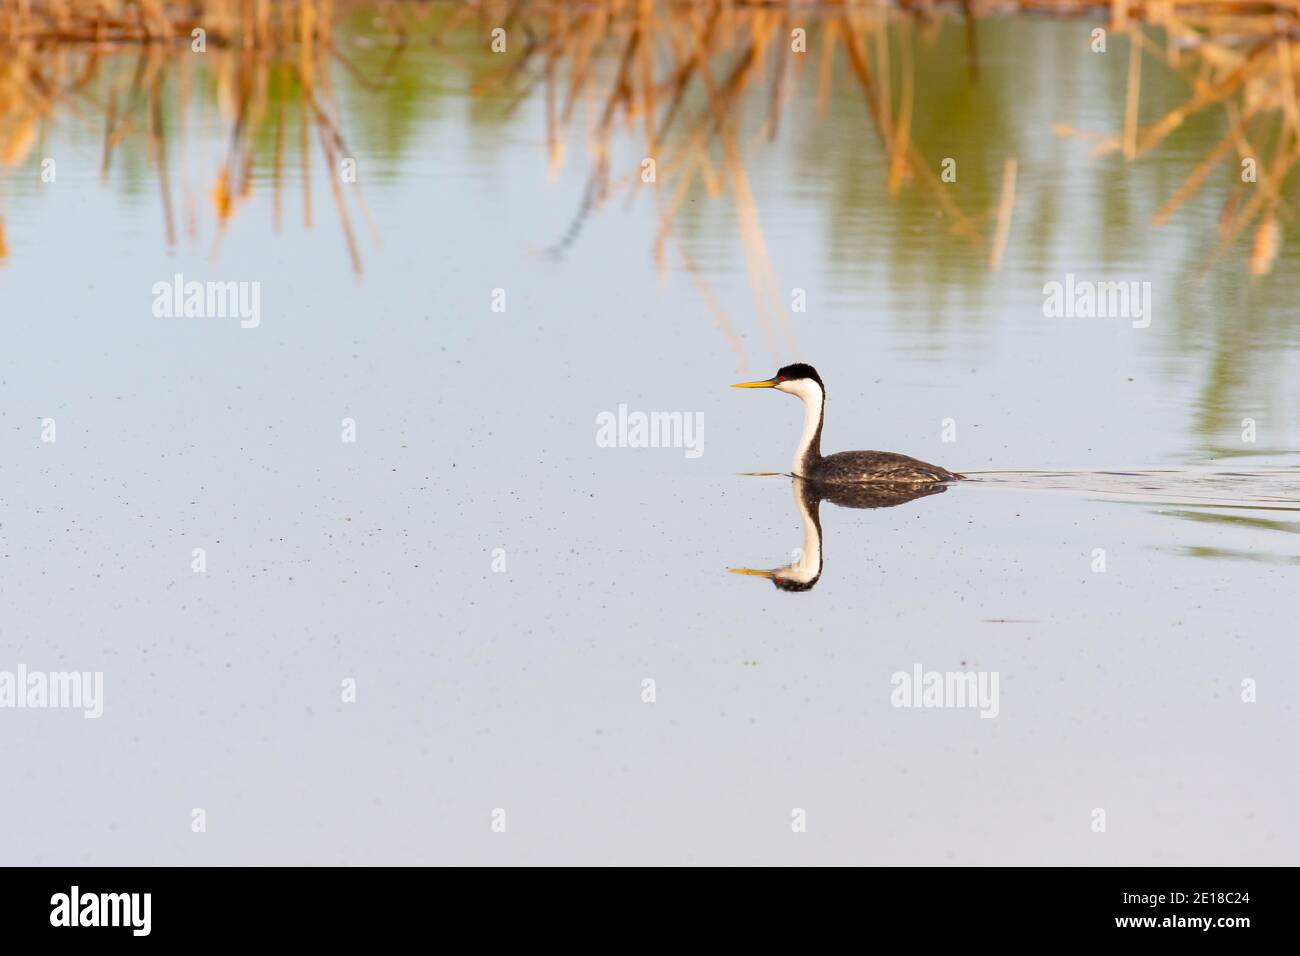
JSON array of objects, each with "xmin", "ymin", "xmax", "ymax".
[{"xmin": 777, "ymin": 376, "xmax": 785, "ymax": 382}]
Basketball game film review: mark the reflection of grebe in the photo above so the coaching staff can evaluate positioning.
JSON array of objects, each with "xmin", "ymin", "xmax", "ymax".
[
  {"xmin": 730, "ymin": 478, "xmax": 949, "ymax": 592},
  {"xmin": 732, "ymin": 364, "xmax": 963, "ymax": 485}
]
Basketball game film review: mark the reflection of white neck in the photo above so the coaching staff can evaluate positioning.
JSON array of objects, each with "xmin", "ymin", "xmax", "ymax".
[
  {"xmin": 787, "ymin": 379, "xmax": 824, "ymax": 477},
  {"xmin": 784, "ymin": 479, "xmax": 822, "ymax": 585}
]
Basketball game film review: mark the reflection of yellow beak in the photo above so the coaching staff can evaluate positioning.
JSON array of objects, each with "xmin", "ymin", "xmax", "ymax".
[
  {"xmin": 728, "ymin": 567, "xmax": 774, "ymax": 577},
  {"xmin": 731, "ymin": 378, "xmax": 778, "ymax": 389}
]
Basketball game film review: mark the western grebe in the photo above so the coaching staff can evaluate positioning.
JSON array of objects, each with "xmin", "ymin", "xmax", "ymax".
[
  {"xmin": 732, "ymin": 363, "xmax": 963, "ymax": 485},
  {"xmin": 729, "ymin": 476, "xmax": 949, "ymax": 592}
]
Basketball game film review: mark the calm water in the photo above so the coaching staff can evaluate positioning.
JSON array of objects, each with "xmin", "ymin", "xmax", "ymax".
[{"xmin": 1, "ymin": 8, "xmax": 1297, "ymax": 864}]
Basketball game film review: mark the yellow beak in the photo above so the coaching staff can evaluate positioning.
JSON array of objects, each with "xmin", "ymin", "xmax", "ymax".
[
  {"xmin": 731, "ymin": 378, "xmax": 778, "ymax": 388},
  {"xmin": 728, "ymin": 567, "xmax": 774, "ymax": 577}
]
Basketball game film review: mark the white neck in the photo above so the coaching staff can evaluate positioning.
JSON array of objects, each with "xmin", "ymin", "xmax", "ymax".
[{"xmin": 782, "ymin": 379, "xmax": 824, "ymax": 477}]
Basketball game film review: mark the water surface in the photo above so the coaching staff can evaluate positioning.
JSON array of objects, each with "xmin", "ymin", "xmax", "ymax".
[{"xmin": 0, "ymin": 6, "xmax": 1297, "ymax": 864}]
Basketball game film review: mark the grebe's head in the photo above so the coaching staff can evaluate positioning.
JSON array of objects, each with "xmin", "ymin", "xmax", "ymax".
[
  {"xmin": 731, "ymin": 363, "xmax": 824, "ymax": 403},
  {"xmin": 728, "ymin": 564, "xmax": 821, "ymax": 592}
]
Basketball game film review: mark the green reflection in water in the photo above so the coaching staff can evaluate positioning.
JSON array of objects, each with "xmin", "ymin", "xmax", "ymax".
[{"xmin": 2, "ymin": 3, "xmax": 1298, "ymax": 459}]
